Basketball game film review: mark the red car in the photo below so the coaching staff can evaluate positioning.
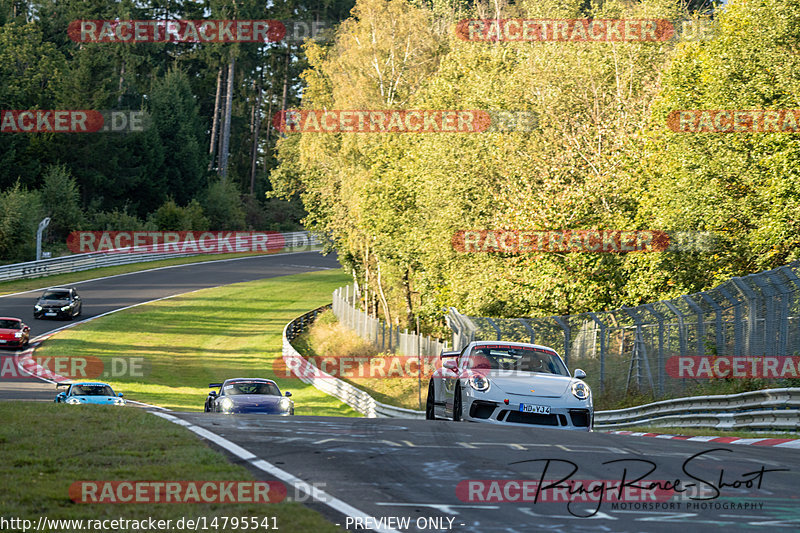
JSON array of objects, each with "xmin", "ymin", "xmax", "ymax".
[{"xmin": 0, "ymin": 317, "xmax": 31, "ymax": 348}]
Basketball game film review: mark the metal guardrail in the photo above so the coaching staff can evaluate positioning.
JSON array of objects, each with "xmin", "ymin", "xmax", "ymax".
[
  {"xmin": 594, "ymin": 388, "xmax": 800, "ymax": 431},
  {"xmin": 0, "ymin": 231, "xmax": 321, "ymax": 282},
  {"xmin": 284, "ymin": 308, "xmax": 799, "ymax": 430},
  {"xmin": 282, "ymin": 305, "xmax": 424, "ymax": 419}
]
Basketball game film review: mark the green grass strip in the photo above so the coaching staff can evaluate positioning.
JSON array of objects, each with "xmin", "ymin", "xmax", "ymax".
[
  {"xmin": 33, "ymin": 269, "xmax": 357, "ymax": 415},
  {"xmin": 0, "ymin": 403, "xmax": 343, "ymax": 530}
]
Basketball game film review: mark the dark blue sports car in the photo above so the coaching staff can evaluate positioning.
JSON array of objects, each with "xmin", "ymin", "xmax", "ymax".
[{"xmin": 204, "ymin": 378, "xmax": 294, "ymax": 415}]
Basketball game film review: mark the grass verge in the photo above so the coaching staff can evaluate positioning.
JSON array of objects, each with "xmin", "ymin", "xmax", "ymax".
[
  {"xmin": 0, "ymin": 245, "xmax": 322, "ymax": 296},
  {"xmin": 0, "ymin": 403, "xmax": 342, "ymax": 531},
  {"xmin": 33, "ymin": 269, "xmax": 357, "ymax": 415}
]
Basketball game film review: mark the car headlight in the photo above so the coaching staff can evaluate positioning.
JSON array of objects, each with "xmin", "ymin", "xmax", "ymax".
[
  {"xmin": 220, "ymin": 397, "xmax": 234, "ymax": 413},
  {"xmin": 468, "ymin": 374, "xmax": 490, "ymax": 392},
  {"xmin": 13, "ymin": 332, "xmax": 22, "ymax": 338},
  {"xmin": 279, "ymin": 398, "xmax": 292, "ymax": 411},
  {"xmin": 572, "ymin": 382, "xmax": 590, "ymax": 400},
  {"xmin": 66, "ymin": 397, "xmax": 83, "ymax": 404},
  {"xmin": 35, "ymin": 305, "xmax": 42, "ymax": 311}
]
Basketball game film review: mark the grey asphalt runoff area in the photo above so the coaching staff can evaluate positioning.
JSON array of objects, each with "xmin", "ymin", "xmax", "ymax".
[{"xmin": 177, "ymin": 413, "xmax": 800, "ymax": 533}]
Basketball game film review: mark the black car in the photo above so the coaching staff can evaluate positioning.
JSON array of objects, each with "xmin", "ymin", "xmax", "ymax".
[{"xmin": 34, "ymin": 287, "xmax": 82, "ymax": 320}]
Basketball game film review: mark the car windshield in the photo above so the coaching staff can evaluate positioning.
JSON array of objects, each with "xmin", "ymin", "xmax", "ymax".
[
  {"xmin": 71, "ymin": 385, "xmax": 114, "ymax": 396},
  {"xmin": 225, "ymin": 382, "xmax": 280, "ymax": 396},
  {"xmin": 0, "ymin": 320, "xmax": 21, "ymax": 329},
  {"xmin": 42, "ymin": 291, "xmax": 70, "ymax": 300},
  {"xmin": 466, "ymin": 346, "xmax": 569, "ymax": 376}
]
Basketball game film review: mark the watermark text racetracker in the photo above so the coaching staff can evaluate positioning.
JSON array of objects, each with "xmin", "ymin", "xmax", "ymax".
[
  {"xmin": 452, "ymin": 229, "xmax": 715, "ymax": 253},
  {"xmin": 69, "ymin": 19, "xmax": 334, "ymax": 44},
  {"xmin": 0, "ymin": 110, "xmax": 149, "ymax": 133},
  {"xmin": 455, "ymin": 18, "xmax": 716, "ymax": 42},
  {"xmin": 273, "ymin": 109, "xmax": 538, "ymax": 133},
  {"xmin": 667, "ymin": 109, "xmax": 800, "ymax": 133},
  {"xmin": 67, "ymin": 231, "xmax": 300, "ymax": 254},
  {"xmin": 667, "ymin": 356, "xmax": 800, "ymax": 379},
  {"xmin": 1, "ymin": 355, "xmax": 147, "ymax": 380}
]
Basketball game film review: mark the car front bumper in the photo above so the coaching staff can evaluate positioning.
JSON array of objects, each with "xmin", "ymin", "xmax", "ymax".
[{"xmin": 462, "ymin": 392, "xmax": 593, "ymax": 431}]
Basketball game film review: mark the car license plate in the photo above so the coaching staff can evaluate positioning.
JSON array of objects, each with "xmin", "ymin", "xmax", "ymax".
[
  {"xmin": 45, "ymin": 312, "xmax": 57, "ymax": 316},
  {"xmin": 519, "ymin": 403, "xmax": 550, "ymax": 414}
]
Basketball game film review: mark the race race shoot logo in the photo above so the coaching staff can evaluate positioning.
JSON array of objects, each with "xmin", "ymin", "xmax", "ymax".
[
  {"xmin": 67, "ymin": 231, "xmax": 287, "ymax": 254},
  {"xmin": 1, "ymin": 110, "xmax": 149, "ymax": 133},
  {"xmin": 69, "ymin": 481, "xmax": 286, "ymax": 504},
  {"xmin": 273, "ymin": 110, "xmax": 538, "ymax": 133},
  {"xmin": 666, "ymin": 356, "xmax": 800, "ymax": 379},
  {"xmin": 68, "ymin": 20, "xmax": 286, "ymax": 43},
  {"xmin": 275, "ymin": 354, "xmax": 440, "ymax": 380},
  {"xmin": 667, "ymin": 110, "xmax": 800, "ymax": 133}
]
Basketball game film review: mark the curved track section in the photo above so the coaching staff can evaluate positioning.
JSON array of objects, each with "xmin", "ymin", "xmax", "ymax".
[{"xmin": 0, "ymin": 251, "xmax": 339, "ymax": 401}]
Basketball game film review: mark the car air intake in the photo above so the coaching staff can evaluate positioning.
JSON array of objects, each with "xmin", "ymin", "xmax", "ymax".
[
  {"xmin": 569, "ymin": 409, "xmax": 591, "ymax": 427},
  {"xmin": 469, "ymin": 401, "xmax": 497, "ymax": 419},
  {"xmin": 503, "ymin": 410, "xmax": 560, "ymax": 426}
]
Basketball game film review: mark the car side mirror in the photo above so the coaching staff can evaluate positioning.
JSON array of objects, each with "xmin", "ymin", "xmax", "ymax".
[
  {"xmin": 208, "ymin": 391, "xmax": 217, "ymax": 397},
  {"xmin": 574, "ymin": 369, "xmax": 586, "ymax": 379},
  {"xmin": 284, "ymin": 391, "xmax": 292, "ymax": 397},
  {"xmin": 118, "ymin": 393, "xmax": 124, "ymax": 397},
  {"xmin": 443, "ymin": 359, "xmax": 458, "ymax": 370}
]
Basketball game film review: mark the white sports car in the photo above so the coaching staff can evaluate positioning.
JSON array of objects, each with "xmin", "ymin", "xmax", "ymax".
[{"xmin": 425, "ymin": 341, "xmax": 593, "ymax": 430}]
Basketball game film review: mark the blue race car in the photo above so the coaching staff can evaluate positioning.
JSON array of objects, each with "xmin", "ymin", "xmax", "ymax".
[
  {"xmin": 55, "ymin": 382, "xmax": 125, "ymax": 406},
  {"xmin": 205, "ymin": 378, "xmax": 293, "ymax": 415}
]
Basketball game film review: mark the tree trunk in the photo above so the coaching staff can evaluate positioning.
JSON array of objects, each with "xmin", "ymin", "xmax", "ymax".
[
  {"xmin": 208, "ymin": 66, "xmax": 223, "ymax": 171},
  {"xmin": 281, "ymin": 44, "xmax": 291, "ymax": 113},
  {"xmin": 402, "ymin": 268, "xmax": 413, "ymax": 327},
  {"xmin": 376, "ymin": 260, "xmax": 392, "ymax": 325},
  {"xmin": 249, "ymin": 78, "xmax": 262, "ymax": 194},
  {"xmin": 219, "ymin": 53, "xmax": 235, "ymax": 180}
]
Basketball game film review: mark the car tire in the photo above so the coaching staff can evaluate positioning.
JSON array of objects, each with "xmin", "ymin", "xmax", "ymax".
[
  {"xmin": 425, "ymin": 380, "xmax": 437, "ymax": 420},
  {"xmin": 452, "ymin": 386, "xmax": 463, "ymax": 422}
]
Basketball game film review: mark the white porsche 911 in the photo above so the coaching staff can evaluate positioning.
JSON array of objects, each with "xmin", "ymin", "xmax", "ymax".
[{"xmin": 425, "ymin": 341, "xmax": 593, "ymax": 430}]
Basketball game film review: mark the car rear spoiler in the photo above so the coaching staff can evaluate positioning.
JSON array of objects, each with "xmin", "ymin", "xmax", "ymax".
[
  {"xmin": 208, "ymin": 383, "xmax": 223, "ymax": 388},
  {"xmin": 56, "ymin": 382, "xmax": 71, "ymax": 388},
  {"xmin": 440, "ymin": 350, "xmax": 459, "ymax": 359}
]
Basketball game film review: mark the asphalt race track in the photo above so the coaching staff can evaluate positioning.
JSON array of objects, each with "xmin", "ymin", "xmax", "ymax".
[
  {"xmin": 173, "ymin": 414, "xmax": 800, "ymax": 533},
  {"xmin": 0, "ymin": 251, "xmax": 338, "ymax": 401},
  {"xmin": 2, "ymin": 252, "xmax": 799, "ymax": 532}
]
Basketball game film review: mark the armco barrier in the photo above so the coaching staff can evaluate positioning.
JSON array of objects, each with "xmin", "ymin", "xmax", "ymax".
[
  {"xmin": 594, "ymin": 388, "xmax": 800, "ymax": 431},
  {"xmin": 284, "ymin": 306, "xmax": 798, "ymax": 429},
  {"xmin": 0, "ymin": 231, "xmax": 321, "ymax": 282},
  {"xmin": 282, "ymin": 305, "xmax": 424, "ymax": 419}
]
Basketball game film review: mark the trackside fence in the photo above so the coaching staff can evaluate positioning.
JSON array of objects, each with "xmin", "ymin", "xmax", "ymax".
[
  {"xmin": 282, "ymin": 307, "xmax": 799, "ymax": 431},
  {"xmin": 332, "ymin": 284, "xmax": 448, "ymax": 357},
  {"xmin": 0, "ymin": 231, "xmax": 322, "ymax": 282},
  {"xmin": 447, "ymin": 261, "xmax": 800, "ymax": 399}
]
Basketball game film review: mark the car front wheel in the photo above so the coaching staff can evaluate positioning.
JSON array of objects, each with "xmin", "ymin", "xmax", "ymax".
[
  {"xmin": 452, "ymin": 386, "xmax": 463, "ymax": 422},
  {"xmin": 425, "ymin": 380, "xmax": 437, "ymax": 420}
]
